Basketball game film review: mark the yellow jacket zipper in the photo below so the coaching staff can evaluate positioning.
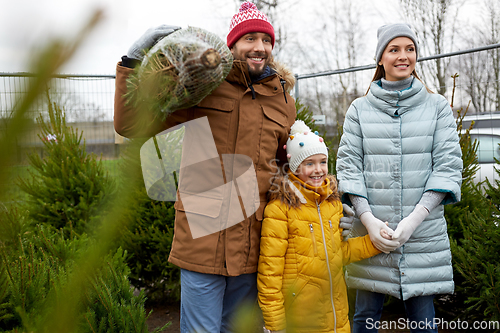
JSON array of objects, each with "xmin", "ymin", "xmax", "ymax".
[{"xmin": 317, "ymin": 202, "xmax": 337, "ymax": 333}]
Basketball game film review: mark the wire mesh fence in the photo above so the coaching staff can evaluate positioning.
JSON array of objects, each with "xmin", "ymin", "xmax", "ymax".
[
  {"xmin": 1, "ymin": 43, "xmax": 500, "ymax": 198},
  {"xmin": 0, "ymin": 73, "xmax": 118, "ymax": 164},
  {"xmin": 0, "ymin": 73, "xmax": 119, "ymax": 202},
  {"xmin": 292, "ymin": 43, "xmax": 500, "ymax": 137}
]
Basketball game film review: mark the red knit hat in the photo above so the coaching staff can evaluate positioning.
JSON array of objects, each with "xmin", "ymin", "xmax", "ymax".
[{"xmin": 227, "ymin": 1, "xmax": 275, "ymax": 49}]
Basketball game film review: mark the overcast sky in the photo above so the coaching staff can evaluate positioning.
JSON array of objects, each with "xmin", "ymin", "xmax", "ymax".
[
  {"xmin": 1, "ymin": 0, "xmax": 483, "ymax": 76},
  {"xmin": 0, "ymin": 0, "xmax": 237, "ymax": 75}
]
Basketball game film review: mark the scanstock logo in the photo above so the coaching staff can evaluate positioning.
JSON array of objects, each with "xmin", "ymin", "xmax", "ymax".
[{"xmin": 140, "ymin": 117, "xmax": 260, "ymax": 239}]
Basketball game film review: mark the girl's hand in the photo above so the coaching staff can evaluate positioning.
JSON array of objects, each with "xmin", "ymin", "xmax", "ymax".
[
  {"xmin": 380, "ymin": 222, "xmax": 393, "ymax": 240},
  {"xmin": 340, "ymin": 204, "xmax": 355, "ymax": 241}
]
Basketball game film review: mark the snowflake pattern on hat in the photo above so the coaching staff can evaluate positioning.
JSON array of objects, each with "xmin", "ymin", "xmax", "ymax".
[
  {"xmin": 229, "ymin": 2, "xmax": 270, "ymax": 30},
  {"xmin": 227, "ymin": 1, "xmax": 275, "ymax": 48}
]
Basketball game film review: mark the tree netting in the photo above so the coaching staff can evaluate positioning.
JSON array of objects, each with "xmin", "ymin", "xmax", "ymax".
[{"xmin": 126, "ymin": 27, "xmax": 233, "ymax": 120}]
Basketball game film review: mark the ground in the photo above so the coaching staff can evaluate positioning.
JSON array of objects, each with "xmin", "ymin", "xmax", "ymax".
[
  {"xmin": 144, "ymin": 296, "xmax": 460, "ymax": 333},
  {"xmin": 146, "ymin": 301, "xmax": 180, "ymax": 333}
]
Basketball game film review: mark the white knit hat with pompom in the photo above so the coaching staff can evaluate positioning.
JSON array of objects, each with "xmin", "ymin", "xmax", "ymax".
[{"xmin": 284, "ymin": 120, "xmax": 328, "ymax": 173}]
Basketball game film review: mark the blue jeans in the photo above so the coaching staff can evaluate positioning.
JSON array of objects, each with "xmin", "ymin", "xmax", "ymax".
[
  {"xmin": 352, "ymin": 290, "xmax": 437, "ymax": 333},
  {"xmin": 180, "ymin": 269, "xmax": 258, "ymax": 333}
]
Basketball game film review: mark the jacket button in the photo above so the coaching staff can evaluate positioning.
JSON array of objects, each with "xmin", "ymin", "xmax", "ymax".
[{"xmin": 292, "ymin": 293, "xmax": 296, "ymax": 296}]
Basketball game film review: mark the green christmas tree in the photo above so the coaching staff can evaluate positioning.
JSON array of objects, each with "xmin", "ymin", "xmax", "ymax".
[
  {"xmin": 116, "ymin": 138, "xmax": 180, "ymax": 302},
  {"xmin": 442, "ymin": 74, "xmax": 500, "ymax": 322},
  {"xmin": 18, "ymin": 91, "xmax": 114, "ymax": 236}
]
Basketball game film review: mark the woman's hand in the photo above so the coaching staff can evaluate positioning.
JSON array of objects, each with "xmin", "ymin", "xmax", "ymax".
[
  {"xmin": 392, "ymin": 204, "xmax": 429, "ymax": 246},
  {"xmin": 359, "ymin": 212, "xmax": 399, "ymax": 253}
]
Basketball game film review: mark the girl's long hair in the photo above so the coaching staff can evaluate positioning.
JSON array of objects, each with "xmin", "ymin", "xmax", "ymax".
[{"xmin": 365, "ymin": 64, "xmax": 433, "ymax": 95}]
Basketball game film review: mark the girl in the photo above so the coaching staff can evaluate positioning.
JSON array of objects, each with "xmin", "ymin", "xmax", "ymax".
[
  {"xmin": 257, "ymin": 120, "xmax": 381, "ymax": 333},
  {"xmin": 336, "ymin": 23, "xmax": 462, "ymax": 333}
]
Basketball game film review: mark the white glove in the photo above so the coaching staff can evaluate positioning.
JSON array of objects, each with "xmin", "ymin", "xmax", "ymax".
[
  {"xmin": 340, "ymin": 204, "xmax": 354, "ymax": 241},
  {"xmin": 127, "ymin": 25, "xmax": 181, "ymax": 61},
  {"xmin": 392, "ymin": 204, "xmax": 429, "ymax": 247},
  {"xmin": 359, "ymin": 212, "xmax": 399, "ymax": 253}
]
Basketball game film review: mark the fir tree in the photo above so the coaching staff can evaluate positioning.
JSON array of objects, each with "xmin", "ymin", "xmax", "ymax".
[
  {"xmin": 295, "ymin": 99, "xmax": 341, "ymax": 176},
  {"xmin": 81, "ymin": 248, "xmax": 171, "ymax": 333},
  {"xmin": 17, "ymin": 91, "xmax": 114, "ymax": 236},
  {"xmin": 295, "ymin": 99, "xmax": 321, "ymax": 134},
  {"xmin": 0, "ymin": 229, "xmax": 169, "ymax": 332},
  {"xmin": 442, "ymin": 74, "xmax": 500, "ymax": 322},
  {"xmin": 116, "ymin": 139, "xmax": 180, "ymax": 302}
]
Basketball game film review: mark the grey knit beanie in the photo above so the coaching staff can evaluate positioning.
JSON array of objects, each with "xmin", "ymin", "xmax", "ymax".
[{"xmin": 375, "ymin": 23, "xmax": 418, "ymax": 64}]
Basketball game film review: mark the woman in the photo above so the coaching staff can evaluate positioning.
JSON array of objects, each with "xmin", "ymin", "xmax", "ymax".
[{"xmin": 336, "ymin": 23, "xmax": 462, "ymax": 333}]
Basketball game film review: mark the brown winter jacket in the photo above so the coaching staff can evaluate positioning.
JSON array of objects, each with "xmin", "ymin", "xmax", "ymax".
[{"xmin": 114, "ymin": 59, "xmax": 297, "ymax": 276}]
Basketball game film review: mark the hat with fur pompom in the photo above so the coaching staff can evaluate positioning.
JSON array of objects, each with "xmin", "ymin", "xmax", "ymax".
[{"xmin": 284, "ymin": 120, "xmax": 328, "ymax": 173}]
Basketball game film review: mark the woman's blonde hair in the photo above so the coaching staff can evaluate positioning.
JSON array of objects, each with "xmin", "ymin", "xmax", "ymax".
[{"xmin": 365, "ymin": 64, "xmax": 433, "ymax": 95}]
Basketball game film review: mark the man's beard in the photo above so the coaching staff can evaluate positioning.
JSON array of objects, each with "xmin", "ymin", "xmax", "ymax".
[
  {"xmin": 248, "ymin": 65, "xmax": 266, "ymax": 79},
  {"xmin": 247, "ymin": 55, "xmax": 270, "ymax": 79}
]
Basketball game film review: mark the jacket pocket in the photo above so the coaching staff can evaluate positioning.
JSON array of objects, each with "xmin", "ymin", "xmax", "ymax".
[
  {"xmin": 309, "ymin": 223, "xmax": 318, "ymax": 256},
  {"xmin": 195, "ymin": 96, "xmax": 235, "ymax": 149},
  {"xmin": 262, "ymin": 105, "xmax": 287, "ymax": 126},
  {"xmin": 174, "ymin": 190, "xmax": 224, "ymax": 239},
  {"xmin": 328, "ymin": 220, "xmax": 336, "ymax": 252},
  {"xmin": 197, "ymin": 96, "xmax": 235, "ymax": 112},
  {"xmin": 285, "ymin": 275, "xmax": 328, "ymax": 331},
  {"xmin": 284, "ymin": 274, "xmax": 309, "ymax": 310},
  {"xmin": 176, "ymin": 190, "xmax": 223, "ymax": 218},
  {"xmin": 258, "ymin": 106, "xmax": 288, "ymax": 166}
]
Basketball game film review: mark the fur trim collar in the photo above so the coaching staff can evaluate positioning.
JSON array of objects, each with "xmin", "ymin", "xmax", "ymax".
[
  {"xmin": 229, "ymin": 58, "xmax": 295, "ymax": 92},
  {"xmin": 268, "ymin": 173, "xmax": 340, "ymax": 208},
  {"xmin": 269, "ymin": 58, "xmax": 295, "ymax": 92}
]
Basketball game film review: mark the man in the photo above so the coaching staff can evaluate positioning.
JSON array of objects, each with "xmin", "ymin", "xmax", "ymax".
[{"xmin": 114, "ymin": 2, "xmax": 296, "ymax": 332}]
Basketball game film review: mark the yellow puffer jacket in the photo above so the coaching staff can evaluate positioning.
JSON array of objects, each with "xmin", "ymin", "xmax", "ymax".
[{"xmin": 257, "ymin": 172, "xmax": 380, "ymax": 333}]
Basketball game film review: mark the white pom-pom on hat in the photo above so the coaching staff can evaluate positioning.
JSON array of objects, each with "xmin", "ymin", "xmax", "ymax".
[{"xmin": 289, "ymin": 120, "xmax": 311, "ymax": 136}]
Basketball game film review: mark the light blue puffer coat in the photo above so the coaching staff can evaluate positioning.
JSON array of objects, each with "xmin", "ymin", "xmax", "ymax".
[{"xmin": 336, "ymin": 78, "xmax": 462, "ymax": 300}]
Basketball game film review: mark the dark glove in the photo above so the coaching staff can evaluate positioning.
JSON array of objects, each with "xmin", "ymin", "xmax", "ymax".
[
  {"xmin": 127, "ymin": 25, "xmax": 181, "ymax": 61},
  {"xmin": 340, "ymin": 204, "xmax": 354, "ymax": 241}
]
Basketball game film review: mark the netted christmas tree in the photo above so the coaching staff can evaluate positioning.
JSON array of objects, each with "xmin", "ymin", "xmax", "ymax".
[{"xmin": 126, "ymin": 26, "xmax": 233, "ymax": 121}]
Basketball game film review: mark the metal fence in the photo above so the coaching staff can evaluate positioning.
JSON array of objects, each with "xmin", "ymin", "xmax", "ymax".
[
  {"xmin": 0, "ymin": 73, "xmax": 118, "ymax": 163},
  {"xmin": 2, "ymin": 42, "xmax": 500, "ymax": 165},
  {"xmin": 294, "ymin": 42, "xmax": 500, "ymax": 97},
  {"xmin": 293, "ymin": 43, "xmax": 500, "ymax": 135}
]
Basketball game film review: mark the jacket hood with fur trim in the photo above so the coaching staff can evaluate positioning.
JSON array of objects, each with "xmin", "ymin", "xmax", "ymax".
[{"xmin": 267, "ymin": 173, "xmax": 340, "ymax": 208}]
